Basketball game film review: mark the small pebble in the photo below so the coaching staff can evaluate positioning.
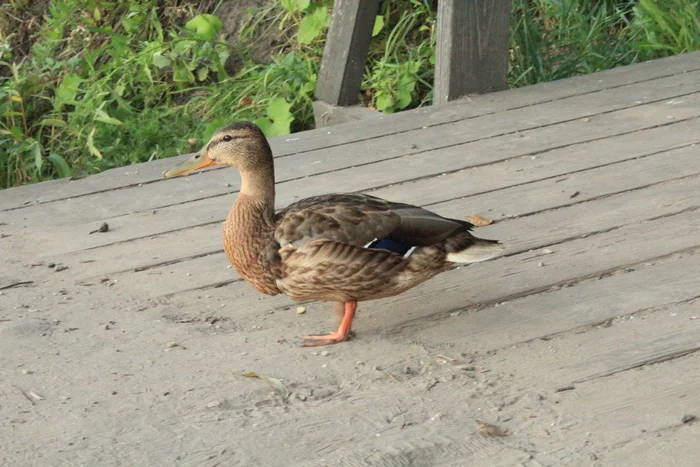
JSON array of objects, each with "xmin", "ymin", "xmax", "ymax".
[
  {"xmin": 373, "ymin": 366, "xmax": 382, "ymax": 371},
  {"xmin": 321, "ymin": 364, "xmax": 327, "ymax": 368},
  {"xmin": 103, "ymin": 324, "xmax": 110, "ymax": 330},
  {"xmin": 47, "ymin": 263, "xmax": 56, "ymax": 268},
  {"xmin": 166, "ymin": 342, "xmax": 178, "ymax": 348},
  {"xmin": 296, "ymin": 307, "xmax": 306, "ymax": 314},
  {"xmin": 542, "ymin": 248, "xmax": 553, "ymax": 254},
  {"xmin": 320, "ymin": 350, "xmax": 329, "ymax": 357},
  {"xmin": 589, "ymin": 453, "xmax": 598, "ymax": 461},
  {"xmin": 22, "ymin": 369, "xmax": 32, "ymax": 375},
  {"xmin": 538, "ymin": 262, "xmax": 545, "ymax": 267},
  {"xmin": 206, "ymin": 400, "xmax": 222, "ymax": 408}
]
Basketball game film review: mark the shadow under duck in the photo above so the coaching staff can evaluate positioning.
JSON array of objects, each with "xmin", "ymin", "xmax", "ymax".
[{"xmin": 164, "ymin": 122, "xmax": 504, "ymax": 346}]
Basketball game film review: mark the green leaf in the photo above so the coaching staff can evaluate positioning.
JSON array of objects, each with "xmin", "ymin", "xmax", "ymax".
[
  {"xmin": 173, "ymin": 63, "xmax": 196, "ymax": 82},
  {"xmin": 280, "ymin": 0, "xmax": 310, "ymax": 13},
  {"xmin": 87, "ymin": 127, "xmax": 103, "ymax": 159},
  {"xmin": 94, "ymin": 7, "xmax": 101, "ymax": 21},
  {"xmin": 94, "ymin": 109, "xmax": 123, "ymax": 125},
  {"xmin": 55, "ymin": 73, "xmax": 83, "ymax": 111},
  {"xmin": 152, "ymin": 52, "xmax": 171, "ymax": 69},
  {"xmin": 297, "ymin": 7, "xmax": 329, "ymax": 44},
  {"xmin": 253, "ymin": 117, "xmax": 273, "ymax": 136},
  {"xmin": 122, "ymin": 14, "xmax": 145, "ymax": 34},
  {"xmin": 32, "ymin": 141, "xmax": 43, "ymax": 172},
  {"xmin": 396, "ymin": 88, "xmax": 412, "ymax": 109},
  {"xmin": 372, "ymin": 15, "xmax": 384, "ymax": 37},
  {"xmin": 266, "ymin": 97, "xmax": 293, "ymax": 127},
  {"xmin": 197, "ymin": 67, "xmax": 209, "ymax": 82},
  {"xmin": 48, "ymin": 153, "xmax": 71, "ymax": 178},
  {"xmin": 10, "ymin": 126, "xmax": 23, "ymax": 140},
  {"xmin": 185, "ymin": 14, "xmax": 223, "ymax": 40},
  {"xmin": 376, "ymin": 94, "xmax": 393, "ymax": 112},
  {"xmin": 257, "ymin": 97, "xmax": 293, "ymax": 138}
]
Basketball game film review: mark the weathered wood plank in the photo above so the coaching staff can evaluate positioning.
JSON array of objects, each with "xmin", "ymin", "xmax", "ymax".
[
  {"xmin": 314, "ymin": 0, "xmax": 381, "ymax": 106},
  {"xmin": 369, "ymin": 117, "xmax": 700, "ymax": 207},
  {"xmin": 461, "ymin": 296, "xmax": 700, "ymax": 387},
  {"xmin": 4, "ymin": 77, "xmax": 699, "ymax": 242},
  {"xmin": 602, "ymin": 423, "xmax": 700, "ymax": 466},
  {"xmin": 301, "ymin": 302, "xmax": 700, "ymax": 466},
  {"xmin": 102, "ymin": 188, "xmax": 700, "ymax": 333},
  {"xmin": 544, "ymin": 355, "xmax": 700, "ymax": 461},
  {"xmin": 44, "ymin": 123, "xmax": 698, "ymax": 283},
  {"xmin": 435, "ymin": 0, "xmax": 511, "ymax": 102},
  {"xmin": 454, "ymin": 297, "xmax": 700, "ymax": 463},
  {"xmin": 2, "ymin": 52, "xmax": 699, "ymax": 209},
  {"xmin": 62, "ymin": 143, "xmax": 700, "ymax": 296}
]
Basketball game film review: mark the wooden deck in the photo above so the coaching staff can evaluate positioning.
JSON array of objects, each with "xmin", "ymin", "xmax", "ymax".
[{"xmin": 2, "ymin": 52, "xmax": 700, "ymax": 466}]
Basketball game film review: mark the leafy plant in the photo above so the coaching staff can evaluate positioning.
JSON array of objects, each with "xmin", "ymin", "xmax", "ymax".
[
  {"xmin": 631, "ymin": 0, "xmax": 700, "ymax": 58},
  {"xmin": 2, "ymin": 0, "xmax": 698, "ymax": 189},
  {"xmin": 0, "ymin": 1, "xmax": 226, "ymax": 188},
  {"xmin": 364, "ymin": 0, "xmax": 436, "ymax": 113}
]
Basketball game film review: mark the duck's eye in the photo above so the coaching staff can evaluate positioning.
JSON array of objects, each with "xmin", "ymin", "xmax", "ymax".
[{"xmin": 223, "ymin": 135, "xmax": 232, "ymax": 142}]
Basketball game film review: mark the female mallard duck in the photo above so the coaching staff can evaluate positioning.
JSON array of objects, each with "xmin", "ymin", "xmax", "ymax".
[{"xmin": 164, "ymin": 122, "xmax": 504, "ymax": 346}]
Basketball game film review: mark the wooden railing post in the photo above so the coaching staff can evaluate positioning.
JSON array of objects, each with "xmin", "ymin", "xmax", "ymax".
[
  {"xmin": 315, "ymin": 0, "xmax": 382, "ymax": 106},
  {"xmin": 313, "ymin": 0, "xmax": 512, "ymax": 125},
  {"xmin": 434, "ymin": 0, "xmax": 512, "ymax": 104}
]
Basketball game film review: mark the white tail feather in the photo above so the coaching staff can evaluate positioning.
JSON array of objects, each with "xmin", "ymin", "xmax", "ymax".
[{"xmin": 446, "ymin": 242, "xmax": 504, "ymax": 263}]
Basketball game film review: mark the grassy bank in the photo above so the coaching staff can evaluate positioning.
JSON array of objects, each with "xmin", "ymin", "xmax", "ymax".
[{"xmin": 1, "ymin": 0, "xmax": 698, "ymax": 188}]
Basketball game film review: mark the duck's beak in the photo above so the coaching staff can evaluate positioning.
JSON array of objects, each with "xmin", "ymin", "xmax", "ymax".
[{"xmin": 163, "ymin": 149, "xmax": 216, "ymax": 178}]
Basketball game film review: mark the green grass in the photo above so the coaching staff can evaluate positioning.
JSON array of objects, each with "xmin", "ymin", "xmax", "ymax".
[{"xmin": 1, "ymin": 0, "xmax": 698, "ymax": 189}]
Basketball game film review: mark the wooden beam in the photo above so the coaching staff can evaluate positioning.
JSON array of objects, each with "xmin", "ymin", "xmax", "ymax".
[
  {"xmin": 315, "ymin": 0, "xmax": 381, "ymax": 106},
  {"xmin": 435, "ymin": 0, "xmax": 512, "ymax": 104}
]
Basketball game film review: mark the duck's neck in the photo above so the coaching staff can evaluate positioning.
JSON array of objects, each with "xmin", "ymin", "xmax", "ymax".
[
  {"xmin": 224, "ymin": 165, "xmax": 277, "ymax": 278},
  {"xmin": 239, "ymin": 166, "xmax": 276, "ymax": 209}
]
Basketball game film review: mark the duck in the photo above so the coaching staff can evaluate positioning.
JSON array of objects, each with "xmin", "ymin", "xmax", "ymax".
[{"xmin": 164, "ymin": 122, "xmax": 504, "ymax": 346}]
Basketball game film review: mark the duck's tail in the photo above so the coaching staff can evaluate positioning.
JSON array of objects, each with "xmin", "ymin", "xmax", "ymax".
[{"xmin": 445, "ymin": 234, "xmax": 505, "ymax": 264}]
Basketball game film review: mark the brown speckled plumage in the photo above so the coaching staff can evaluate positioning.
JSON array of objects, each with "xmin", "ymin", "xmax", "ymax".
[{"xmin": 165, "ymin": 121, "xmax": 504, "ymax": 346}]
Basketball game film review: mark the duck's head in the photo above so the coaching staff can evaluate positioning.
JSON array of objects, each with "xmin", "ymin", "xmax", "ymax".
[{"xmin": 164, "ymin": 122, "xmax": 272, "ymax": 178}]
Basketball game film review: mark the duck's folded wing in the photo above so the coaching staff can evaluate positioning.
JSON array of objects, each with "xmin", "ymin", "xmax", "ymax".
[{"xmin": 274, "ymin": 193, "xmax": 469, "ymax": 250}]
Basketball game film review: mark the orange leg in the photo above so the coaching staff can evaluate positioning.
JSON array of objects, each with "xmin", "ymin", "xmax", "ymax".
[{"xmin": 302, "ymin": 300, "xmax": 357, "ymax": 347}]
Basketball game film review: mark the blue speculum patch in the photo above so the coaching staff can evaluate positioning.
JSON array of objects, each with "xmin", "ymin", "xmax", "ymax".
[{"xmin": 367, "ymin": 238, "xmax": 412, "ymax": 256}]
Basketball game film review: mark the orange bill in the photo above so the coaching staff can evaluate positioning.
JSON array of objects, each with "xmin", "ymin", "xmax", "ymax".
[{"xmin": 163, "ymin": 150, "xmax": 216, "ymax": 178}]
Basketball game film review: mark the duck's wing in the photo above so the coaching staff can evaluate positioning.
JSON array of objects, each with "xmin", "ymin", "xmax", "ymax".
[{"xmin": 274, "ymin": 193, "xmax": 471, "ymax": 252}]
